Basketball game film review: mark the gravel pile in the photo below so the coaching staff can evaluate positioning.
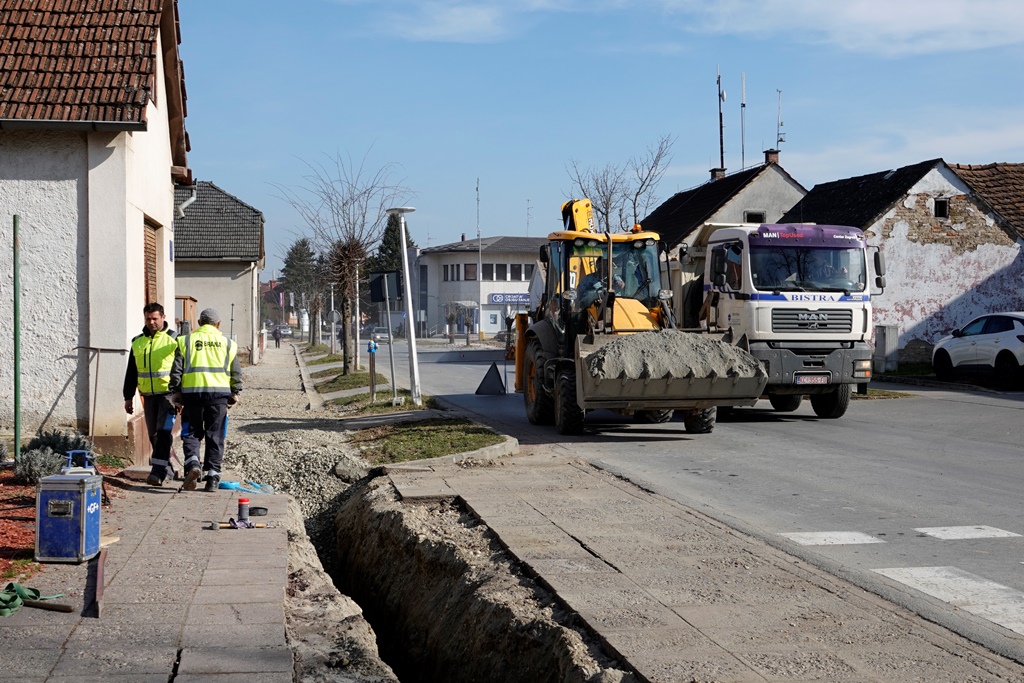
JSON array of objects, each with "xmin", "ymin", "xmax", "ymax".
[{"xmin": 585, "ymin": 329, "xmax": 765, "ymax": 380}]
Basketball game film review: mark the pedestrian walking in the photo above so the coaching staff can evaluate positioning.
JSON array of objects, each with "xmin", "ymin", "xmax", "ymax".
[
  {"xmin": 272, "ymin": 325, "xmax": 282, "ymax": 348},
  {"xmin": 123, "ymin": 302, "xmax": 180, "ymax": 486},
  {"xmin": 169, "ymin": 308, "xmax": 243, "ymax": 492}
]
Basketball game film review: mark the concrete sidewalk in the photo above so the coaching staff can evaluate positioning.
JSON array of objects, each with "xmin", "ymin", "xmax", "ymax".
[
  {"xmin": 387, "ymin": 456, "xmax": 1024, "ymax": 682},
  {"xmin": 0, "ymin": 480, "xmax": 290, "ymax": 683}
]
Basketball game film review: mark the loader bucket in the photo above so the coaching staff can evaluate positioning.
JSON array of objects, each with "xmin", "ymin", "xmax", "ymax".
[{"xmin": 575, "ymin": 330, "xmax": 767, "ymax": 410}]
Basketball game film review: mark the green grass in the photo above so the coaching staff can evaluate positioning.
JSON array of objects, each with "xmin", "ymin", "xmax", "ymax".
[
  {"xmin": 315, "ymin": 372, "xmax": 390, "ymax": 393},
  {"xmin": 302, "ymin": 344, "xmax": 329, "ymax": 356},
  {"xmin": 1, "ymin": 557, "xmax": 37, "ymax": 581},
  {"xmin": 328, "ymin": 388, "xmax": 444, "ymax": 414},
  {"xmin": 306, "ymin": 353, "xmax": 345, "ymax": 366},
  {"xmin": 351, "ymin": 417, "xmax": 504, "ymax": 464},
  {"xmin": 96, "ymin": 453, "xmax": 127, "ymax": 468}
]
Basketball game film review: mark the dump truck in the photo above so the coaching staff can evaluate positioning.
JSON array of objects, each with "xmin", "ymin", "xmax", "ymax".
[
  {"xmin": 671, "ymin": 222, "xmax": 886, "ymax": 419},
  {"xmin": 513, "ymin": 199, "xmax": 767, "ymax": 435}
]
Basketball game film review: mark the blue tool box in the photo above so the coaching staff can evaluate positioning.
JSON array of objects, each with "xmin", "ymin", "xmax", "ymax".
[{"xmin": 35, "ymin": 473, "xmax": 102, "ymax": 563}]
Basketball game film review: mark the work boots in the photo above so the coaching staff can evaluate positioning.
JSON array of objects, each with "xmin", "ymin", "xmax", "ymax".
[
  {"xmin": 204, "ymin": 475, "xmax": 221, "ymax": 493},
  {"xmin": 182, "ymin": 467, "xmax": 202, "ymax": 491}
]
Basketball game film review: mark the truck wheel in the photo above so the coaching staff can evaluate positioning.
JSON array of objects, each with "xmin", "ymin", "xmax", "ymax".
[
  {"xmin": 809, "ymin": 384, "xmax": 851, "ymax": 419},
  {"xmin": 555, "ymin": 371, "xmax": 585, "ymax": 435},
  {"xmin": 768, "ymin": 394, "xmax": 803, "ymax": 412},
  {"xmin": 682, "ymin": 407, "xmax": 716, "ymax": 434},
  {"xmin": 524, "ymin": 340, "xmax": 554, "ymax": 425},
  {"xmin": 635, "ymin": 409, "xmax": 673, "ymax": 424}
]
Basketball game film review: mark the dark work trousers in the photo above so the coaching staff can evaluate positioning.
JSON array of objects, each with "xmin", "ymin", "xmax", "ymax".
[
  {"xmin": 180, "ymin": 402, "xmax": 228, "ymax": 480},
  {"xmin": 142, "ymin": 394, "xmax": 177, "ymax": 480}
]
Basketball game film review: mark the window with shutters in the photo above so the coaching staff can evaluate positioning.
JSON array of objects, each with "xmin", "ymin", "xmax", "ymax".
[{"xmin": 144, "ymin": 220, "xmax": 159, "ymax": 304}]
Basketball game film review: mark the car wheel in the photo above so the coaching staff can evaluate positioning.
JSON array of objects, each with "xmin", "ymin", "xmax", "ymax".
[
  {"xmin": 995, "ymin": 352, "xmax": 1022, "ymax": 390},
  {"xmin": 768, "ymin": 394, "xmax": 803, "ymax": 412},
  {"xmin": 933, "ymin": 351, "xmax": 954, "ymax": 382}
]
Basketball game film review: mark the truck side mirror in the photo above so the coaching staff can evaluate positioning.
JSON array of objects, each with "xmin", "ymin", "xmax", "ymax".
[
  {"xmin": 678, "ymin": 243, "xmax": 688, "ymax": 259},
  {"xmin": 539, "ymin": 245, "xmax": 549, "ymax": 264},
  {"xmin": 874, "ymin": 250, "xmax": 886, "ymax": 276}
]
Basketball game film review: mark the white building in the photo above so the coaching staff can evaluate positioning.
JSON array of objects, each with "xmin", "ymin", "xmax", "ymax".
[
  {"xmin": 0, "ymin": 0, "xmax": 189, "ymax": 460},
  {"xmin": 415, "ymin": 236, "xmax": 548, "ymax": 338}
]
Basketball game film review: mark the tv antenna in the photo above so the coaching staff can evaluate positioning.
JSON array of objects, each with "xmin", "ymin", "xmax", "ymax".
[
  {"xmin": 717, "ymin": 65, "xmax": 726, "ymax": 170},
  {"xmin": 776, "ymin": 89, "xmax": 785, "ymax": 147},
  {"xmin": 741, "ymin": 72, "xmax": 747, "ymax": 168},
  {"xmin": 526, "ymin": 198, "xmax": 532, "ymax": 237}
]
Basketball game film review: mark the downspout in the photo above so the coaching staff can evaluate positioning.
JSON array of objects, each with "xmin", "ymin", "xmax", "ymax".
[{"xmin": 174, "ymin": 184, "xmax": 197, "ymax": 219}]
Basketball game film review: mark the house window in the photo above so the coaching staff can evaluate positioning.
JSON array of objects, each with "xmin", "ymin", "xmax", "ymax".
[
  {"xmin": 525, "ymin": 264, "xmax": 534, "ymax": 280},
  {"xmin": 482, "ymin": 263, "xmax": 494, "ymax": 280},
  {"xmin": 465, "ymin": 263, "xmax": 477, "ymax": 280},
  {"xmin": 935, "ymin": 198, "xmax": 949, "ymax": 219},
  {"xmin": 496, "ymin": 264, "xmax": 507, "ymax": 280},
  {"xmin": 744, "ymin": 211, "xmax": 766, "ymax": 224},
  {"xmin": 443, "ymin": 264, "xmax": 450, "ymax": 282},
  {"xmin": 511, "ymin": 264, "xmax": 523, "ymax": 280},
  {"xmin": 454, "ymin": 264, "xmax": 461, "ymax": 281}
]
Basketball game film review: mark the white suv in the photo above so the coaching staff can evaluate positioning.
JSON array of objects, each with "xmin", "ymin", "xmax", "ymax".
[{"xmin": 932, "ymin": 312, "xmax": 1024, "ymax": 388}]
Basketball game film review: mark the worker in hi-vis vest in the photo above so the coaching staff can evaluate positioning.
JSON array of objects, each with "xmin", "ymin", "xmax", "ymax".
[
  {"xmin": 123, "ymin": 302, "xmax": 180, "ymax": 487},
  {"xmin": 169, "ymin": 307, "xmax": 243, "ymax": 492}
]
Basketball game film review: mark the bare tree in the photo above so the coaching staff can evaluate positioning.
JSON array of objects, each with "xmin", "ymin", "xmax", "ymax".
[
  {"xmin": 565, "ymin": 134, "xmax": 675, "ymax": 232},
  {"xmin": 276, "ymin": 149, "xmax": 411, "ymax": 374}
]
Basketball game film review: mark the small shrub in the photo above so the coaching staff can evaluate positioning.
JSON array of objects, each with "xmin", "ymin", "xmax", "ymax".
[
  {"xmin": 25, "ymin": 429, "xmax": 93, "ymax": 465},
  {"xmin": 0, "ymin": 441, "xmax": 8, "ymax": 461},
  {"xmin": 15, "ymin": 447, "xmax": 64, "ymax": 485}
]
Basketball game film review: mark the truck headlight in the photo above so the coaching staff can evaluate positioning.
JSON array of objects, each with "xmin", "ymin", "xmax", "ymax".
[{"xmin": 853, "ymin": 359, "xmax": 871, "ymax": 378}]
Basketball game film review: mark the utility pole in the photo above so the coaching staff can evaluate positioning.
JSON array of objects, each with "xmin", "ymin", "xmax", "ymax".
[{"xmin": 477, "ymin": 178, "xmax": 483, "ymax": 342}]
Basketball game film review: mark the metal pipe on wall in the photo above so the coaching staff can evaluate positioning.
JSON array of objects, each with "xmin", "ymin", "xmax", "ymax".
[{"xmin": 13, "ymin": 215, "xmax": 20, "ymax": 463}]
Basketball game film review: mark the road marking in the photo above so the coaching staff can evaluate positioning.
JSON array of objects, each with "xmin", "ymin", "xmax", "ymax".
[
  {"xmin": 914, "ymin": 525, "xmax": 1021, "ymax": 540},
  {"xmin": 779, "ymin": 531, "xmax": 885, "ymax": 546},
  {"xmin": 874, "ymin": 566, "xmax": 1024, "ymax": 634}
]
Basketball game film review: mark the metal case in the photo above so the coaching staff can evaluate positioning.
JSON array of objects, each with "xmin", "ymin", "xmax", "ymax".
[{"xmin": 35, "ymin": 474, "xmax": 102, "ymax": 563}]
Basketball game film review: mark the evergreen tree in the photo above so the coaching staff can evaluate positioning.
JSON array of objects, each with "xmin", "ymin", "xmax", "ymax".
[
  {"xmin": 279, "ymin": 238, "xmax": 319, "ymax": 318},
  {"xmin": 365, "ymin": 213, "xmax": 417, "ymax": 275}
]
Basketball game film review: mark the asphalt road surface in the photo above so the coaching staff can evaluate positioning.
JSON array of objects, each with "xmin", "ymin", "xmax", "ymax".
[{"xmin": 397, "ymin": 343, "xmax": 1024, "ymax": 659}]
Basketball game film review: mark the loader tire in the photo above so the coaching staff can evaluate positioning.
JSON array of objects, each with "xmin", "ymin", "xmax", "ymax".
[
  {"xmin": 810, "ymin": 384, "xmax": 851, "ymax": 419},
  {"xmin": 554, "ymin": 370, "xmax": 585, "ymax": 435},
  {"xmin": 524, "ymin": 340, "xmax": 554, "ymax": 425},
  {"xmin": 682, "ymin": 407, "xmax": 716, "ymax": 434},
  {"xmin": 635, "ymin": 409, "xmax": 673, "ymax": 424},
  {"xmin": 768, "ymin": 394, "xmax": 803, "ymax": 412}
]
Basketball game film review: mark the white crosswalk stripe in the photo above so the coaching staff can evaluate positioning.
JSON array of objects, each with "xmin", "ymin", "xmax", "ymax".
[{"xmin": 914, "ymin": 525, "xmax": 1021, "ymax": 540}]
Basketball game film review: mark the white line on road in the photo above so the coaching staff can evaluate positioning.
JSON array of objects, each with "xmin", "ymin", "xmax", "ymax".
[
  {"xmin": 914, "ymin": 525, "xmax": 1022, "ymax": 540},
  {"xmin": 779, "ymin": 531, "xmax": 885, "ymax": 546}
]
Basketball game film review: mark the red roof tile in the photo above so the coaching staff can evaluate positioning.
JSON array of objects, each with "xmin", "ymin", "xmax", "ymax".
[
  {"xmin": 0, "ymin": 0, "xmax": 163, "ymax": 127},
  {"xmin": 951, "ymin": 163, "xmax": 1024, "ymax": 240}
]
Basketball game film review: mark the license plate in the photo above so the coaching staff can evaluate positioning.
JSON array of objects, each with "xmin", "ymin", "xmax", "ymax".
[{"xmin": 796, "ymin": 374, "xmax": 830, "ymax": 385}]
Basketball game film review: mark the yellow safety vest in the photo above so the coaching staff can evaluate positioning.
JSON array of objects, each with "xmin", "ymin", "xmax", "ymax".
[
  {"xmin": 131, "ymin": 329, "xmax": 177, "ymax": 395},
  {"xmin": 177, "ymin": 325, "xmax": 237, "ymax": 395}
]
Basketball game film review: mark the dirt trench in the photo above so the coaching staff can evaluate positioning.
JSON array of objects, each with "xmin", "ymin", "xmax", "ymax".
[{"xmin": 326, "ymin": 473, "xmax": 635, "ymax": 683}]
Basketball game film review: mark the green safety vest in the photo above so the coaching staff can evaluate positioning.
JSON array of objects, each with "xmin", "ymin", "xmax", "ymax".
[
  {"xmin": 177, "ymin": 325, "xmax": 237, "ymax": 395},
  {"xmin": 131, "ymin": 329, "xmax": 177, "ymax": 395}
]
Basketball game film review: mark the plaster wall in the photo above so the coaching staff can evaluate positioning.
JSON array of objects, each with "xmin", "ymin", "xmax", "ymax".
[
  {"xmin": 866, "ymin": 166, "xmax": 1024, "ymax": 347},
  {"xmin": 0, "ymin": 131, "xmax": 89, "ymax": 435},
  {"xmin": 708, "ymin": 167, "xmax": 806, "ymax": 224},
  {"xmin": 175, "ymin": 261, "xmax": 259, "ymax": 359}
]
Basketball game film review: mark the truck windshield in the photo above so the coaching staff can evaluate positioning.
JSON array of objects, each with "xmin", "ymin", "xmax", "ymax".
[
  {"xmin": 568, "ymin": 239, "xmax": 661, "ymax": 312},
  {"xmin": 750, "ymin": 246, "xmax": 867, "ymax": 293}
]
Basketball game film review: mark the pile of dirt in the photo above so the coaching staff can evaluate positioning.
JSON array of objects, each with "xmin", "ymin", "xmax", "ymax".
[{"xmin": 585, "ymin": 329, "xmax": 765, "ymax": 380}]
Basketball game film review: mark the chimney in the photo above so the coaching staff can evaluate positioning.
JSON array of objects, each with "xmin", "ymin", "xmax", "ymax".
[
  {"xmin": 764, "ymin": 148, "xmax": 780, "ymax": 165},
  {"xmin": 461, "ymin": 233, "xmax": 466, "ymax": 241},
  {"xmin": 710, "ymin": 167, "xmax": 726, "ymax": 181}
]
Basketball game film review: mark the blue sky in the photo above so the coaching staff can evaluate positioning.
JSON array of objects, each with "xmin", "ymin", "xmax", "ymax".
[{"xmin": 177, "ymin": 0, "xmax": 1024, "ymax": 276}]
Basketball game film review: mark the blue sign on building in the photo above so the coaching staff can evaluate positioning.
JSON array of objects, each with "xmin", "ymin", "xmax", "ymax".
[{"xmin": 489, "ymin": 293, "xmax": 531, "ymax": 305}]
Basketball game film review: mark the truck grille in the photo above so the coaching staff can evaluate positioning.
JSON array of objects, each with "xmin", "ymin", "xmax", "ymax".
[{"xmin": 772, "ymin": 309, "xmax": 853, "ymax": 333}]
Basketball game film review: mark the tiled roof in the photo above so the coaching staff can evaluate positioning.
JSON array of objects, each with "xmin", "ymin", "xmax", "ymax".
[
  {"xmin": 639, "ymin": 165, "xmax": 771, "ymax": 245},
  {"xmin": 779, "ymin": 159, "xmax": 942, "ymax": 227},
  {"xmin": 950, "ymin": 163, "xmax": 1024, "ymax": 239},
  {"xmin": 0, "ymin": 0, "xmax": 169, "ymax": 128},
  {"xmin": 173, "ymin": 181, "xmax": 264, "ymax": 262},
  {"xmin": 422, "ymin": 235, "xmax": 548, "ymax": 255}
]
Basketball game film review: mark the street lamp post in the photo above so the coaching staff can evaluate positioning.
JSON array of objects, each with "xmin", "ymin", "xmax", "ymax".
[{"xmin": 387, "ymin": 206, "xmax": 422, "ymax": 406}]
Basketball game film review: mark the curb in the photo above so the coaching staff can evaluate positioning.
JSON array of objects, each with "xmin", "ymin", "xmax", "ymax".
[
  {"xmin": 294, "ymin": 343, "xmax": 325, "ymax": 410},
  {"xmin": 874, "ymin": 374, "xmax": 1002, "ymax": 394}
]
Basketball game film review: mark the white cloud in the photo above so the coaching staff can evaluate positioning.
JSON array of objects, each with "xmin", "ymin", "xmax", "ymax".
[{"xmin": 659, "ymin": 0, "xmax": 1024, "ymax": 56}]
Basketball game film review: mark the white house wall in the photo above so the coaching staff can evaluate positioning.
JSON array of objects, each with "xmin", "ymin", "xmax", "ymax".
[
  {"xmin": 709, "ymin": 167, "xmax": 806, "ymax": 224},
  {"xmin": 175, "ymin": 261, "xmax": 258, "ymax": 358},
  {"xmin": 866, "ymin": 166, "xmax": 1024, "ymax": 347},
  {"xmin": 0, "ymin": 130, "xmax": 90, "ymax": 435}
]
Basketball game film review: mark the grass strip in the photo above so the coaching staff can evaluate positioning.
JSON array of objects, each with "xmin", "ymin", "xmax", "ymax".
[{"xmin": 352, "ymin": 417, "xmax": 504, "ymax": 464}]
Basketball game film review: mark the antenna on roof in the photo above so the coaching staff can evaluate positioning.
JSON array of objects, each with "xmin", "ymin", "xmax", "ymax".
[
  {"xmin": 741, "ymin": 72, "xmax": 747, "ymax": 168},
  {"xmin": 776, "ymin": 89, "xmax": 785, "ymax": 147},
  {"xmin": 717, "ymin": 65, "xmax": 726, "ymax": 170},
  {"xmin": 526, "ymin": 198, "xmax": 532, "ymax": 237}
]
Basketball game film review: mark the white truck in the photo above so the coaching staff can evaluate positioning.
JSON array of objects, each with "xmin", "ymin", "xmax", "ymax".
[{"xmin": 671, "ymin": 222, "xmax": 886, "ymax": 418}]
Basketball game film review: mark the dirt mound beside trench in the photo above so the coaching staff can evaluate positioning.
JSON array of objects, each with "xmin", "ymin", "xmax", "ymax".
[
  {"xmin": 333, "ymin": 475, "xmax": 634, "ymax": 683},
  {"xmin": 586, "ymin": 329, "xmax": 765, "ymax": 381}
]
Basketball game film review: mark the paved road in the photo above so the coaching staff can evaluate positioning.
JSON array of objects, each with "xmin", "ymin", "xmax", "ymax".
[{"xmin": 395, "ymin": 341, "xmax": 1024, "ymax": 659}]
